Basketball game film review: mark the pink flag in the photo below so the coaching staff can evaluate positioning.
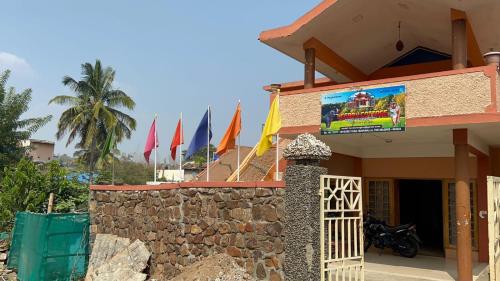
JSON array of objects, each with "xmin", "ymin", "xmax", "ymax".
[{"xmin": 144, "ymin": 119, "xmax": 158, "ymax": 163}]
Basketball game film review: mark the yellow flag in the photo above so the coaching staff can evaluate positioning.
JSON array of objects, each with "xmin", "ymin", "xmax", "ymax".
[{"xmin": 256, "ymin": 96, "xmax": 281, "ymax": 156}]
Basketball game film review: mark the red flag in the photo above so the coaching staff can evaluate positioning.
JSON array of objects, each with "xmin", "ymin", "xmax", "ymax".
[
  {"xmin": 216, "ymin": 103, "xmax": 241, "ymax": 155},
  {"xmin": 144, "ymin": 119, "xmax": 158, "ymax": 163},
  {"xmin": 170, "ymin": 118, "xmax": 183, "ymax": 160}
]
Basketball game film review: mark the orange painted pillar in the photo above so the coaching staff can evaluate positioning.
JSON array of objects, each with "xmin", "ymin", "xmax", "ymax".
[
  {"xmin": 304, "ymin": 48, "xmax": 316, "ymax": 89},
  {"xmin": 452, "ymin": 19, "xmax": 467, "ymax": 70},
  {"xmin": 453, "ymin": 129, "xmax": 473, "ymax": 281},
  {"xmin": 477, "ymin": 155, "xmax": 490, "ymax": 262}
]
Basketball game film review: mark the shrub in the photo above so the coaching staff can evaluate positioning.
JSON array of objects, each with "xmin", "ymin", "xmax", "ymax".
[{"xmin": 0, "ymin": 158, "xmax": 88, "ymax": 231}]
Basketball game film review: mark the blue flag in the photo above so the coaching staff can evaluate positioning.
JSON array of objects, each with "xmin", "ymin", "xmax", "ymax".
[{"xmin": 186, "ymin": 109, "xmax": 212, "ymax": 159}]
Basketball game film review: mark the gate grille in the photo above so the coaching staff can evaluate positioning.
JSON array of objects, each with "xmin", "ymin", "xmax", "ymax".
[
  {"xmin": 320, "ymin": 175, "xmax": 364, "ymax": 281},
  {"xmin": 488, "ymin": 176, "xmax": 500, "ymax": 281}
]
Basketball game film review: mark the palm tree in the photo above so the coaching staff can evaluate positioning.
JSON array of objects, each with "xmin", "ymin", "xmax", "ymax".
[{"xmin": 50, "ymin": 60, "xmax": 136, "ymax": 180}]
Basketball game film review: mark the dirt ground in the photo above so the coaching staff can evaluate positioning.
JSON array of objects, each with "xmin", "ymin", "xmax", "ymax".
[{"xmin": 168, "ymin": 254, "xmax": 257, "ymax": 281}]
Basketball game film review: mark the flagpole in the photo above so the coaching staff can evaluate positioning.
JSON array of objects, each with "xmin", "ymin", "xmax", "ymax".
[
  {"xmin": 112, "ymin": 154, "xmax": 115, "ymax": 185},
  {"xmin": 237, "ymin": 100, "xmax": 241, "ymax": 182},
  {"xmin": 207, "ymin": 105, "xmax": 210, "ymax": 182},
  {"xmin": 275, "ymin": 93, "xmax": 280, "ymax": 181},
  {"xmin": 154, "ymin": 113, "xmax": 157, "ymax": 183},
  {"xmin": 179, "ymin": 112, "xmax": 183, "ymax": 175}
]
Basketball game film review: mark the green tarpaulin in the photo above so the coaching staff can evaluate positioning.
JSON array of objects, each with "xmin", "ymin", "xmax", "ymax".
[{"xmin": 7, "ymin": 212, "xmax": 89, "ymax": 281}]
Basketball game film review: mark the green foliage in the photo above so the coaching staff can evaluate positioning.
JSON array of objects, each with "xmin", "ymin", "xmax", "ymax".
[
  {"xmin": 0, "ymin": 159, "xmax": 88, "ymax": 231},
  {"xmin": 393, "ymin": 93, "xmax": 406, "ymax": 117},
  {"xmin": 101, "ymin": 155, "xmax": 153, "ymax": 185},
  {"xmin": 0, "ymin": 70, "xmax": 51, "ymax": 177},
  {"xmin": 50, "ymin": 60, "xmax": 136, "ymax": 174},
  {"xmin": 185, "ymin": 144, "xmax": 217, "ymax": 165}
]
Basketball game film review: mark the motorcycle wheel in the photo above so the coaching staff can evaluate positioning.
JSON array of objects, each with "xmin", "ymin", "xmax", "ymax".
[
  {"xmin": 364, "ymin": 238, "xmax": 372, "ymax": 252},
  {"xmin": 398, "ymin": 237, "xmax": 418, "ymax": 258}
]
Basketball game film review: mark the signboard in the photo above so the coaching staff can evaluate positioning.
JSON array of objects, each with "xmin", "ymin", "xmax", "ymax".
[{"xmin": 321, "ymin": 85, "xmax": 406, "ymax": 135}]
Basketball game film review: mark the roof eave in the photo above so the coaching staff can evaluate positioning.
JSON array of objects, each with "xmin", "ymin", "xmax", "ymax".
[{"xmin": 258, "ymin": 0, "xmax": 338, "ymax": 43}]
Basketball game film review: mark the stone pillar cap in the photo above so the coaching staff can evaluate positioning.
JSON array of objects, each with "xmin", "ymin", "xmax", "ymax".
[
  {"xmin": 283, "ymin": 133, "xmax": 332, "ymax": 160},
  {"xmin": 484, "ymin": 51, "xmax": 500, "ymax": 56},
  {"xmin": 484, "ymin": 52, "xmax": 500, "ymax": 63}
]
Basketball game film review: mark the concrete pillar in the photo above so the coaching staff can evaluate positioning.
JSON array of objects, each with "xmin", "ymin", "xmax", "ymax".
[
  {"xmin": 452, "ymin": 19, "xmax": 467, "ymax": 70},
  {"xmin": 283, "ymin": 133, "xmax": 332, "ymax": 281},
  {"xmin": 304, "ymin": 48, "xmax": 316, "ymax": 89},
  {"xmin": 269, "ymin": 84, "xmax": 281, "ymax": 106},
  {"xmin": 453, "ymin": 129, "xmax": 473, "ymax": 281}
]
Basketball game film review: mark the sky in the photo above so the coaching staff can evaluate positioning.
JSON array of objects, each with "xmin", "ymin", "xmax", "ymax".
[{"xmin": 0, "ymin": 1, "xmax": 320, "ymax": 163}]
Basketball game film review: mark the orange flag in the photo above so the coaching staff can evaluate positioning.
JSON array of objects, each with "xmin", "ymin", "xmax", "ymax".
[
  {"xmin": 216, "ymin": 103, "xmax": 241, "ymax": 155},
  {"xmin": 170, "ymin": 118, "xmax": 183, "ymax": 160}
]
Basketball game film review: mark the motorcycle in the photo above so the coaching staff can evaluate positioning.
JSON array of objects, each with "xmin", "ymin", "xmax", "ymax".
[{"xmin": 363, "ymin": 215, "xmax": 422, "ymax": 258}]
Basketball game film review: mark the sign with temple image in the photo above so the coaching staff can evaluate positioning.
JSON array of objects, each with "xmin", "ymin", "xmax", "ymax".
[{"xmin": 321, "ymin": 85, "xmax": 406, "ymax": 135}]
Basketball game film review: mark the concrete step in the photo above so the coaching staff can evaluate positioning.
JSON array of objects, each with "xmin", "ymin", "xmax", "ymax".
[
  {"xmin": 364, "ymin": 252, "xmax": 489, "ymax": 281},
  {"xmin": 365, "ymin": 269, "xmax": 489, "ymax": 281}
]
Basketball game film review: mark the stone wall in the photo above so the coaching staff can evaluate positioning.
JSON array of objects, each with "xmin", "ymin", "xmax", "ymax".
[{"xmin": 89, "ymin": 184, "xmax": 285, "ymax": 280}]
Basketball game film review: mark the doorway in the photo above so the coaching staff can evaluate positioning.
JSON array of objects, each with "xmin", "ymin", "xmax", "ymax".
[{"xmin": 398, "ymin": 179, "xmax": 444, "ymax": 256}]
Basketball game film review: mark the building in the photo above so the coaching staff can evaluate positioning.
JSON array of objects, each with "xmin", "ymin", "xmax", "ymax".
[
  {"xmin": 21, "ymin": 139, "xmax": 55, "ymax": 163},
  {"xmin": 259, "ymin": 0, "xmax": 500, "ymax": 278},
  {"xmin": 348, "ymin": 91, "xmax": 375, "ymax": 109},
  {"xmin": 194, "ymin": 146, "xmax": 253, "ymax": 182}
]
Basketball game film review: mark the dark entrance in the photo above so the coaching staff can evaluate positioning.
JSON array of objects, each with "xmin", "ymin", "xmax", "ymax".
[{"xmin": 398, "ymin": 179, "xmax": 444, "ymax": 256}]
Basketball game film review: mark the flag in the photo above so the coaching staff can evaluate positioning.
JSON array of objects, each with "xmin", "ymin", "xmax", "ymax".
[
  {"xmin": 256, "ymin": 96, "xmax": 281, "ymax": 156},
  {"xmin": 170, "ymin": 118, "xmax": 183, "ymax": 160},
  {"xmin": 216, "ymin": 103, "xmax": 241, "ymax": 155},
  {"xmin": 99, "ymin": 128, "xmax": 116, "ymax": 161},
  {"xmin": 144, "ymin": 119, "xmax": 158, "ymax": 163},
  {"xmin": 186, "ymin": 109, "xmax": 212, "ymax": 159}
]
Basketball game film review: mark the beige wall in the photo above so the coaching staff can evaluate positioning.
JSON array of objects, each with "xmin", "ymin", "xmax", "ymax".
[
  {"xmin": 27, "ymin": 142, "xmax": 55, "ymax": 162},
  {"xmin": 280, "ymin": 71, "xmax": 492, "ymax": 128}
]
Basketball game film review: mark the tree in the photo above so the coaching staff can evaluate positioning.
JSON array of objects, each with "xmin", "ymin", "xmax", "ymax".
[
  {"xmin": 96, "ymin": 154, "xmax": 153, "ymax": 185},
  {"xmin": 0, "ymin": 70, "xmax": 51, "ymax": 176},
  {"xmin": 0, "ymin": 159, "xmax": 88, "ymax": 231},
  {"xmin": 185, "ymin": 144, "xmax": 217, "ymax": 165},
  {"xmin": 49, "ymin": 60, "xmax": 136, "ymax": 181}
]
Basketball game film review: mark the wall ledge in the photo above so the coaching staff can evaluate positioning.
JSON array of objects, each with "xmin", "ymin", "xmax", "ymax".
[
  {"xmin": 90, "ymin": 181, "xmax": 286, "ymax": 191},
  {"xmin": 279, "ymin": 65, "xmax": 496, "ymax": 97}
]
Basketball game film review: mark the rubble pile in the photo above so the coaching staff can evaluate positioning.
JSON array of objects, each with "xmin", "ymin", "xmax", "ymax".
[
  {"xmin": 0, "ymin": 238, "xmax": 16, "ymax": 281},
  {"xmin": 85, "ymin": 234, "xmax": 151, "ymax": 281},
  {"xmin": 169, "ymin": 254, "xmax": 257, "ymax": 281}
]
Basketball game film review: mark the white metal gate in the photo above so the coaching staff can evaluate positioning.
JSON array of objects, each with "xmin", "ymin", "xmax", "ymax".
[
  {"xmin": 488, "ymin": 176, "xmax": 500, "ymax": 281},
  {"xmin": 320, "ymin": 175, "xmax": 364, "ymax": 281}
]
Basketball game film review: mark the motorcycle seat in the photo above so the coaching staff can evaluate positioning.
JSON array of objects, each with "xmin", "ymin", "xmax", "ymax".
[{"xmin": 383, "ymin": 224, "xmax": 414, "ymax": 233}]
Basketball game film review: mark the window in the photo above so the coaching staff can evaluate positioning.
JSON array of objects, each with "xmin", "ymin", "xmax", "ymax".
[{"xmin": 366, "ymin": 180, "xmax": 391, "ymax": 224}]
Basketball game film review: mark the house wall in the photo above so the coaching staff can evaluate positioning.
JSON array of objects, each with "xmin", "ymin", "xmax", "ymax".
[
  {"xmin": 280, "ymin": 69, "xmax": 493, "ymax": 129},
  {"xmin": 320, "ymin": 152, "xmax": 361, "ymax": 177},
  {"xmin": 321, "ymin": 155, "xmax": 481, "ymax": 260},
  {"xmin": 362, "ymin": 157, "xmax": 477, "ymax": 179},
  {"xmin": 491, "ymin": 147, "xmax": 500, "ymax": 176},
  {"xmin": 320, "ymin": 156, "xmax": 477, "ymax": 179},
  {"xmin": 27, "ymin": 142, "xmax": 54, "ymax": 163},
  {"xmin": 89, "ymin": 183, "xmax": 285, "ymax": 280}
]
